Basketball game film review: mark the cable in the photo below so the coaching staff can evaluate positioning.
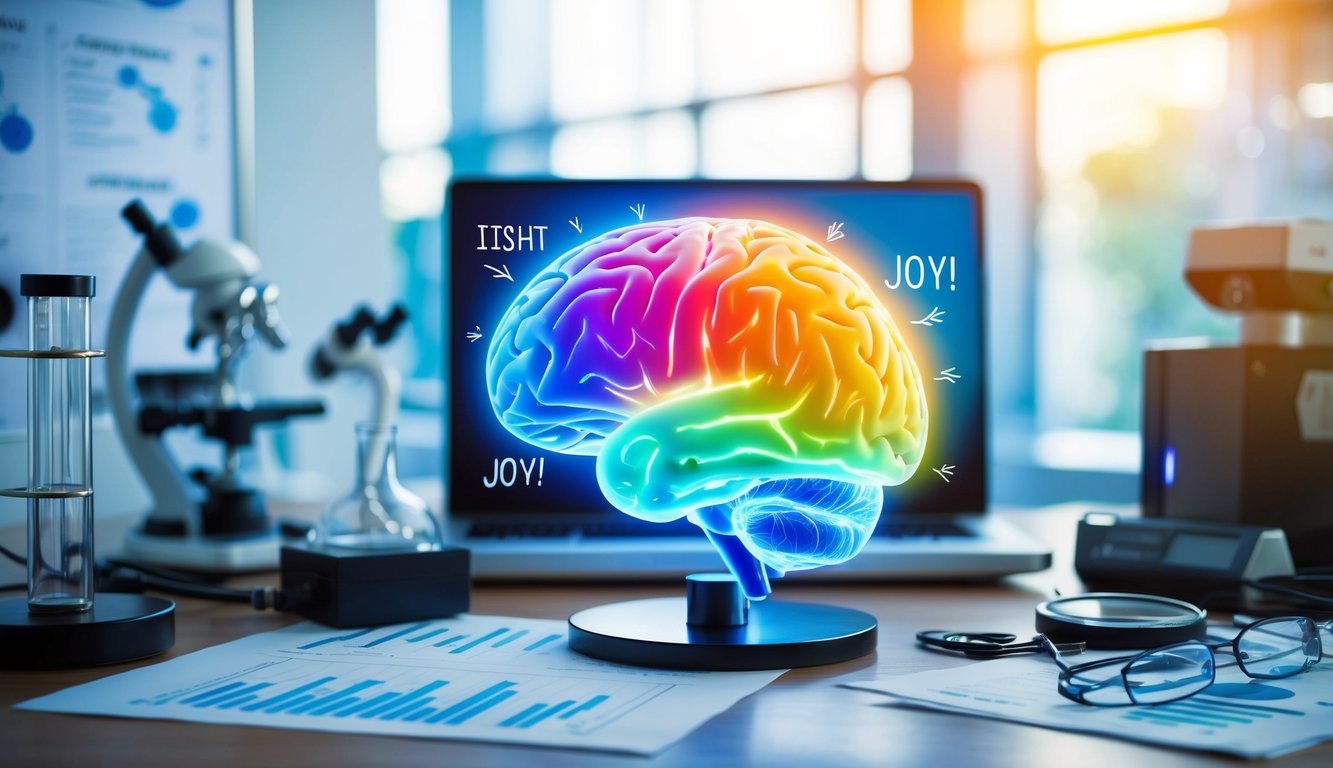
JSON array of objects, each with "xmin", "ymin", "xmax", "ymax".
[
  {"xmin": 0, "ymin": 543, "xmax": 290, "ymax": 609},
  {"xmin": 94, "ymin": 559, "xmax": 285, "ymax": 611},
  {"xmin": 0, "ymin": 543, "xmax": 24, "ymax": 567},
  {"xmin": 100, "ymin": 557, "xmax": 231, "ymax": 586},
  {"xmin": 1244, "ymin": 576, "xmax": 1333, "ymax": 606}
]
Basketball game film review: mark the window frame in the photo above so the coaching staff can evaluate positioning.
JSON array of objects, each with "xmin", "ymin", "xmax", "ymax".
[{"xmin": 411, "ymin": 0, "xmax": 1326, "ymax": 505}]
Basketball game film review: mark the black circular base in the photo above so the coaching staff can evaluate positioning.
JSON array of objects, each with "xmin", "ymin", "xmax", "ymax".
[
  {"xmin": 568, "ymin": 597, "xmax": 877, "ymax": 670},
  {"xmin": 0, "ymin": 593, "xmax": 175, "ymax": 669}
]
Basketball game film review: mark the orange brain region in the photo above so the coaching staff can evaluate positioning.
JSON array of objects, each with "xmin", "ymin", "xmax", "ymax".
[{"xmin": 487, "ymin": 217, "xmax": 927, "ymax": 592}]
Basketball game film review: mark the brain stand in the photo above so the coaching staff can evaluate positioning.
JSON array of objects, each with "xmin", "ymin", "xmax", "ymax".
[{"xmin": 487, "ymin": 217, "xmax": 928, "ymax": 599}]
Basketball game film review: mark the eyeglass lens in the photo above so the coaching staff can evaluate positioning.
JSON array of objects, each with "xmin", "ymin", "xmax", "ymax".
[
  {"xmin": 1123, "ymin": 643, "xmax": 1216, "ymax": 705},
  {"xmin": 1052, "ymin": 616, "xmax": 1329, "ymax": 707},
  {"xmin": 1064, "ymin": 642, "xmax": 1215, "ymax": 706},
  {"xmin": 1234, "ymin": 617, "xmax": 1321, "ymax": 679}
]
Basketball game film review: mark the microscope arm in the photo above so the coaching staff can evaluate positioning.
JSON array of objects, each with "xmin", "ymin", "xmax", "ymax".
[
  {"xmin": 310, "ymin": 305, "xmax": 407, "ymax": 485},
  {"xmin": 106, "ymin": 249, "xmax": 201, "ymax": 535}
]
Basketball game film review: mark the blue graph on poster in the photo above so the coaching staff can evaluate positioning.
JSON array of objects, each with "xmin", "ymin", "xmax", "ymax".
[
  {"xmin": 0, "ymin": 70, "xmax": 34, "ymax": 154},
  {"xmin": 0, "ymin": 108, "xmax": 32, "ymax": 153},
  {"xmin": 118, "ymin": 64, "xmax": 178, "ymax": 134},
  {"xmin": 170, "ymin": 198, "xmax": 200, "ymax": 229}
]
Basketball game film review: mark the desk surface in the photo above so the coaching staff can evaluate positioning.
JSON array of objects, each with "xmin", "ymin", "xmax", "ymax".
[{"xmin": 3, "ymin": 509, "xmax": 1330, "ymax": 767}]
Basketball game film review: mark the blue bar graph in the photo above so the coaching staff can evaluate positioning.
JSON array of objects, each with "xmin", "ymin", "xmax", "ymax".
[
  {"xmin": 1191, "ymin": 697, "xmax": 1304, "ymax": 717},
  {"xmin": 335, "ymin": 692, "xmax": 397, "ymax": 717},
  {"xmin": 492, "ymin": 630, "xmax": 529, "ymax": 648},
  {"xmin": 383, "ymin": 699, "xmax": 433, "ymax": 722},
  {"xmin": 1127, "ymin": 709, "xmax": 1234, "ymax": 727},
  {"xmin": 179, "ymin": 682, "xmax": 246, "ymax": 706},
  {"xmin": 447, "ymin": 690, "xmax": 518, "ymax": 724},
  {"xmin": 268, "ymin": 694, "xmax": 314, "ymax": 714},
  {"xmin": 451, "ymin": 628, "xmax": 509, "ymax": 654},
  {"xmin": 560, "ymin": 694, "xmax": 609, "ymax": 719},
  {"xmin": 363, "ymin": 623, "xmax": 432, "ymax": 648},
  {"xmin": 523, "ymin": 633, "xmax": 561, "ymax": 652},
  {"xmin": 499, "ymin": 703, "xmax": 545, "ymax": 727},
  {"xmin": 433, "ymin": 634, "xmax": 468, "ymax": 648},
  {"xmin": 297, "ymin": 628, "xmax": 374, "ymax": 650},
  {"xmin": 520, "ymin": 700, "xmax": 575, "ymax": 728},
  {"xmin": 407, "ymin": 628, "xmax": 447, "ymax": 644},
  {"xmin": 361, "ymin": 680, "xmax": 448, "ymax": 720},
  {"xmin": 241, "ymin": 676, "xmax": 336, "ymax": 713},
  {"xmin": 148, "ymin": 670, "xmax": 619, "ymax": 735},
  {"xmin": 1123, "ymin": 693, "xmax": 1307, "ymax": 730},
  {"xmin": 288, "ymin": 680, "xmax": 383, "ymax": 715},
  {"xmin": 425, "ymin": 682, "xmax": 517, "ymax": 724},
  {"xmin": 217, "ymin": 694, "xmax": 260, "ymax": 710},
  {"xmin": 192, "ymin": 683, "xmax": 273, "ymax": 709}
]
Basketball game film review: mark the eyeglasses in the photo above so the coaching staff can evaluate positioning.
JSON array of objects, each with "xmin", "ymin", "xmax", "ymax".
[{"xmin": 1037, "ymin": 615, "xmax": 1331, "ymax": 707}]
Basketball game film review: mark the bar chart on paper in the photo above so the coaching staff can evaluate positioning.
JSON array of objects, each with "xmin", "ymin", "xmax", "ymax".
[
  {"xmin": 18, "ymin": 615, "xmax": 784, "ymax": 754},
  {"xmin": 846, "ymin": 652, "xmax": 1333, "ymax": 758}
]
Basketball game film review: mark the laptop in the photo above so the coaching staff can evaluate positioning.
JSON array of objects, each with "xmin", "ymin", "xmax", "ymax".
[{"xmin": 445, "ymin": 179, "xmax": 1050, "ymax": 583}]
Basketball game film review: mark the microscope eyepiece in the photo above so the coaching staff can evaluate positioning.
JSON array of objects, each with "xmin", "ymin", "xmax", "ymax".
[
  {"xmin": 121, "ymin": 199, "xmax": 156, "ymax": 234},
  {"xmin": 374, "ymin": 304, "xmax": 409, "ymax": 344},
  {"xmin": 120, "ymin": 198, "xmax": 185, "ymax": 268}
]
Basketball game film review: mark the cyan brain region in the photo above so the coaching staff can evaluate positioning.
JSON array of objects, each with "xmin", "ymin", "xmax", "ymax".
[{"xmin": 487, "ymin": 217, "xmax": 927, "ymax": 580}]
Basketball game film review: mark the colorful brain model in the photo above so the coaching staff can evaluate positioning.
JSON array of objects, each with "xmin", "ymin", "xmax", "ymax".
[{"xmin": 487, "ymin": 217, "xmax": 927, "ymax": 594}]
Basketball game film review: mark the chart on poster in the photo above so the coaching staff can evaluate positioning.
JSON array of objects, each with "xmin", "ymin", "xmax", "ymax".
[{"xmin": 0, "ymin": 0, "xmax": 237, "ymax": 430}]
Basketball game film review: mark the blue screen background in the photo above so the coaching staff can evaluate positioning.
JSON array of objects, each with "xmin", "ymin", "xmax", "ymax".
[{"xmin": 447, "ymin": 180, "xmax": 985, "ymax": 523}]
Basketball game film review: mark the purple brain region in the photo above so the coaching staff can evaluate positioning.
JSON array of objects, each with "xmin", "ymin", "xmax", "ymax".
[{"xmin": 486, "ymin": 217, "xmax": 928, "ymax": 597}]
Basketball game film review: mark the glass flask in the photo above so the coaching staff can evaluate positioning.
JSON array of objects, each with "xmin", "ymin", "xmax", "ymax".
[
  {"xmin": 317, "ymin": 423, "xmax": 440, "ymax": 551},
  {"xmin": 22, "ymin": 274, "xmax": 97, "ymax": 613}
]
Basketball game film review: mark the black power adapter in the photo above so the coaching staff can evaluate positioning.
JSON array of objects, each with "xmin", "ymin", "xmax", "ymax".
[{"xmin": 278, "ymin": 545, "xmax": 470, "ymax": 628}]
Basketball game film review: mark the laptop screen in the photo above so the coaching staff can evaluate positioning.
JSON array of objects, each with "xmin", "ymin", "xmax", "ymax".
[{"xmin": 447, "ymin": 180, "xmax": 985, "ymax": 528}]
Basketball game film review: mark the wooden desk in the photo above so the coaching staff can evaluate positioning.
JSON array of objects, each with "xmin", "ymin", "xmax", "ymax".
[{"xmin": 3, "ymin": 514, "xmax": 1330, "ymax": 766}]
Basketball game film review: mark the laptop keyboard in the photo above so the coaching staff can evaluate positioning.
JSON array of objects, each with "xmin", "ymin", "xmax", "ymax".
[{"xmin": 467, "ymin": 519, "xmax": 975, "ymax": 540}]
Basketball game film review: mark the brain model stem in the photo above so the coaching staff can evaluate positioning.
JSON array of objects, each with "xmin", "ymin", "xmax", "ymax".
[{"xmin": 702, "ymin": 527, "xmax": 773, "ymax": 600}]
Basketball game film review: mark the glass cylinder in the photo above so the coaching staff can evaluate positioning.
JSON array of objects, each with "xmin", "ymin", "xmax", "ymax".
[
  {"xmin": 22, "ymin": 274, "xmax": 96, "ymax": 613},
  {"xmin": 317, "ymin": 423, "xmax": 440, "ymax": 551}
]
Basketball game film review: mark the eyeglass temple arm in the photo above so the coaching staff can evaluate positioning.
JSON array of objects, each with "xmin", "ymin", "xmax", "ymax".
[{"xmin": 1035, "ymin": 634, "xmax": 1084, "ymax": 672}]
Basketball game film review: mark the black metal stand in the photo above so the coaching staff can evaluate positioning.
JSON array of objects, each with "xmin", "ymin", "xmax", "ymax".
[
  {"xmin": 0, "ymin": 593, "xmax": 175, "ymax": 669},
  {"xmin": 567, "ymin": 573, "xmax": 877, "ymax": 670}
]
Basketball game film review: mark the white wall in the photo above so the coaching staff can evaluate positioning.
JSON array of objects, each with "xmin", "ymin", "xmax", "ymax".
[{"xmin": 248, "ymin": 0, "xmax": 390, "ymax": 495}]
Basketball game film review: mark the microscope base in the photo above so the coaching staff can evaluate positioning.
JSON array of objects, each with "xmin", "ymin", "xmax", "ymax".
[{"xmin": 122, "ymin": 526, "xmax": 281, "ymax": 572}]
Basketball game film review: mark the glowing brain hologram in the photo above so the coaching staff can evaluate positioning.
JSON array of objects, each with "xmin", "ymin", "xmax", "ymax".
[{"xmin": 486, "ymin": 217, "xmax": 928, "ymax": 598}]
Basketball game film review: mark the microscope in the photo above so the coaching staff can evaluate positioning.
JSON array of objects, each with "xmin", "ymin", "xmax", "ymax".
[
  {"xmin": 1142, "ymin": 219, "xmax": 1333, "ymax": 568},
  {"xmin": 109, "ymin": 200, "xmax": 324, "ymax": 571}
]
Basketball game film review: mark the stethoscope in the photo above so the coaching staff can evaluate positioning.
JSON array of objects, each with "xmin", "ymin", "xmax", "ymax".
[{"xmin": 918, "ymin": 593, "xmax": 1209, "ymax": 657}]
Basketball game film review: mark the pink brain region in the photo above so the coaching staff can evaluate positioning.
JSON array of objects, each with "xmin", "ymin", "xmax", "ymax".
[{"xmin": 486, "ymin": 217, "xmax": 928, "ymax": 597}]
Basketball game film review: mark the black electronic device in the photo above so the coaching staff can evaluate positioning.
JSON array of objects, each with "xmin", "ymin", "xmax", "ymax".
[
  {"xmin": 278, "ymin": 546, "xmax": 471, "ymax": 629},
  {"xmin": 1142, "ymin": 219, "xmax": 1333, "ymax": 569},
  {"xmin": 1142, "ymin": 344, "xmax": 1333, "ymax": 567},
  {"xmin": 1074, "ymin": 512, "xmax": 1294, "ymax": 603}
]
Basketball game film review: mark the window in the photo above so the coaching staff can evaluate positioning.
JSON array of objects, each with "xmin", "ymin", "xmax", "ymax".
[
  {"xmin": 471, "ymin": 0, "xmax": 913, "ymax": 181},
  {"xmin": 374, "ymin": 0, "xmax": 1333, "ymax": 501},
  {"xmin": 1026, "ymin": 0, "xmax": 1332, "ymax": 444},
  {"xmin": 378, "ymin": 0, "xmax": 914, "ymax": 410}
]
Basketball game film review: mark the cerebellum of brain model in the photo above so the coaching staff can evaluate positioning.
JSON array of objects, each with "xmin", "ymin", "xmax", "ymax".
[{"xmin": 486, "ymin": 217, "xmax": 927, "ymax": 597}]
